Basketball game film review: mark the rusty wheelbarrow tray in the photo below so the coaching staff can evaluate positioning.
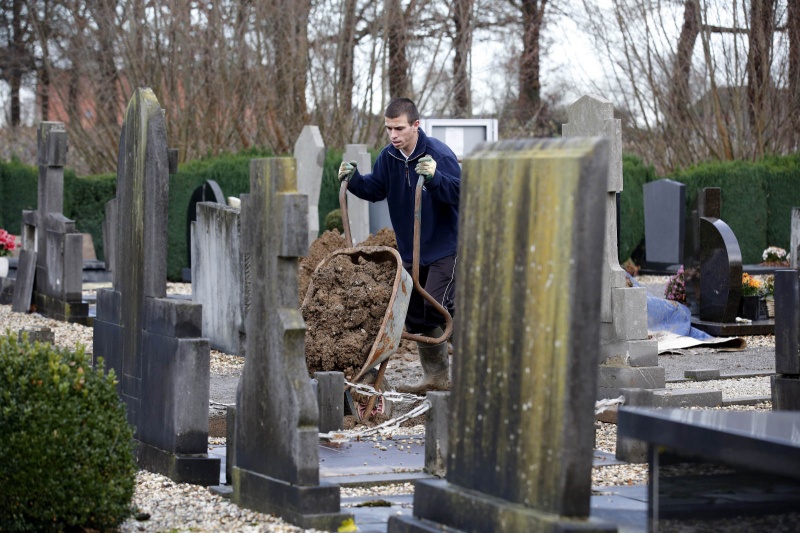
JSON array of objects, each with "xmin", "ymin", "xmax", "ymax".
[{"xmin": 304, "ymin": 176, "xmax": 453, "ymax": 420}]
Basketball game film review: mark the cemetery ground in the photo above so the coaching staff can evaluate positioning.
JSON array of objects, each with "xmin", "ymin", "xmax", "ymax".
[{"xmin": 0, "ymin": 276, "xmax": 780, "ymax": 533}]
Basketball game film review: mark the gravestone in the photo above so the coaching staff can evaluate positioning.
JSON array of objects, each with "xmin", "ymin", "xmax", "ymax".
[
  {"xmin": 791, "ymin": 208, "xmax": 800, "ymax": 269},
  {"xmin": 772, "ymin": 269, "xmax": 800, "ymax": 410},
  {"xmin": 388, "ymin": 138, "xmax": 615, "ymax": 532},
  {"xmin": 294, "ymin": 125, "xmax": 325, "ymax": 244},
  {"xmin": 643, "ymin": 179, "xmax": 685, "ymax": 268},
  {"xmin": 192, "ymin": 202, "xmax": 244, "ymax": 355},
  {"xmin": 102, "ymin": 198, "xmax": 117, "ymax": 273},
  {"xmin": 16, "ymin": 122, "xmax": 89, "ymax": 323},
  {"xmin": 342, "ymin": 144, "xmax": 372, "ymax": 244},
  {"xmin": 684, "ymin": 188, "xmax": 721, "ymax": 314},
  {"xmin": 184, "ymin": 180, "xmax": 225, "ymax": 281},
  {"xmin": 562, "ymin": 94, "xmax": 663, "ymax": 398},
  {"xmin": 231, "ymin": 157, "xmax": 352, "ymax": 530},
  {"xmin": 10, "ymin": 250, "xmax": 36, "ymax": 312},
  {"xmin": 698, "ymin": 217, "xmax": 742, "ymax": 322},
  {"xmin": 93, "ymin": 88, "xmax": 219, "ymax": 485}
]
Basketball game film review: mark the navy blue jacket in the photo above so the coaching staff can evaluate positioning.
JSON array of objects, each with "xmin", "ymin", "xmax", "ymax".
[{"xmin": 347, "ymin": 129, "xmax": 460, "ymax": 266}]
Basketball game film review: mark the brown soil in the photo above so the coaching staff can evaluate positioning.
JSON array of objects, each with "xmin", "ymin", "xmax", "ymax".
[
  {"xmin": 298, "ymin": 230, "xmax": 346, "ymax": 304},
  {"xmin": 358, "ymin": 227, "xmax": 398, "ymax": 249},
  {"xmin": 302, "ymin": 253, "xmax": 396, "ymax": 380}
]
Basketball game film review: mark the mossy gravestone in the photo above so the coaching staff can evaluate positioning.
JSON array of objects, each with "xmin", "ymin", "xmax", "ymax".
[
  {"xmin": 93, "ymin": 88, "xmax": 219, "ymax": 485},
  {"xmin": 231, "ymin": 158, "xmax": 352, "ymax": 531},
  {"xmin": 388, "ymin": 138, "xmax": 616, "ymax": 532}
]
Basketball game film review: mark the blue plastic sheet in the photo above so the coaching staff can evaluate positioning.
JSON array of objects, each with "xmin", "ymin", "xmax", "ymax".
[{"xmin": 628, "ymin": 274, "xmax": 714, "ymax": 341}]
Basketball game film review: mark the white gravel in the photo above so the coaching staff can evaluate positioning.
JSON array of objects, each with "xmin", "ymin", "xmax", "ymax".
[{"xmin": 668, "ymin": 376, "xmax": 771, "ymax": 399}]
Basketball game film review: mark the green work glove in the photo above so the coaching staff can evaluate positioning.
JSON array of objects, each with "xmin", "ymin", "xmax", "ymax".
[
  {"xmin": 338, "ymin": 160, "xmax": 357, "ymax": 182},
  {"xmin": 415, "ymin": 156, "xmax": 436, "ymax": 182}
]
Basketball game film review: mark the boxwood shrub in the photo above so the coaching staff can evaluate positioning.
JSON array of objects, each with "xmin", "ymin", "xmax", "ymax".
[{"xmin": 0, "ymin": 333, "xmax": 136, "ymax": 532}]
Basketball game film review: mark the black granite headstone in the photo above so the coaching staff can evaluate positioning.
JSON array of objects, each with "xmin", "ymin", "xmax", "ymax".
[
  {"xmin": 685, "ymin": 188, "xmax": 722, "ymax": 314},
  {"xmin": 699, "ymin": 217, "xmax": 742, "ymax": 323},
  {"xmin": 772, "ymin": 269, "xmax": 800, "ymax": 410},
  {"xmin": 643, "ymin": 179, "xmax": 685, "ymax": 268}
]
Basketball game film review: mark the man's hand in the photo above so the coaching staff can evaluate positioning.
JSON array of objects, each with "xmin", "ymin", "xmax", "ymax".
[
  {"xmin": 415, "ymin": 156, "xmax": 436, "ymax": 182},
  {"xmin": 338, "ymin": 160, "xmax": 357, "ymax": 182}
]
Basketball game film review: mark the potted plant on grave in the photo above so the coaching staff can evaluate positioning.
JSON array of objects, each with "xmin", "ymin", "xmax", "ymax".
[
  {"xmin": 763, "ymin": 275, "xmax": 775, "ymax": 318},
  {"xmin": 0, "ymin": 229, "xmax": 16, "ymax": 278},
  {"xmin": 664, "ymin": 265, "xmax": 686, "ymax": 304},
  {"xmin": 761, "ymin": 246, "xmax": 789, "ymax": 267},
  {"xmin": 739, "ymin": 273, "xmax": 763, "ymax": 321}
]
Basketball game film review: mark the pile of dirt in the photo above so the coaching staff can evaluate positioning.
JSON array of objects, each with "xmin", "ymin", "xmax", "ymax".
[
  {"xmin": 298, "ymin": 230, "xmax": 346, "ymax": 304},
  {"xmin": 302, "ymin": 253, "xmax": 396, "ymax": 380},
  {"xmin": 358, "ymin": 227, "xmax": 398, "ymax": 249}
]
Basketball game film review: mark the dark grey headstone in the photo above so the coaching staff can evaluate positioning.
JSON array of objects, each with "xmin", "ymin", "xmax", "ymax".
[
  {"xmin": 699, "ymin": 217, "xmax": 742, "ymax": 322},
  {"xmin": 424, "ymin": 391, "xmax": 449, "ymax": 478},
  {"xmin": 231, "ymin": 157, "xmax": 352, "ymax": 530},
  {"xmin": 775, "ymin": 270, "xmax": 799, "ymax": 375},
  {"xmin": 314, "ymin": 372, "xmax": 344, "ymax": 433},
  {"xmin": 93, "ymin": 88, "xmax": 218, "ymax": 486},
  {"xmin": 643, "ymin": 179, "xmax": 685, "ymax": 266}
]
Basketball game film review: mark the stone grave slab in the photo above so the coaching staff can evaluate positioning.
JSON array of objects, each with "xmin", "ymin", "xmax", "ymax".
[
  {"xmin": 343, "ymin": 144, "xmax": 372, "ymax": 244},
  {"xmin": 294, "ymin": 125, "xmax": 325, "ymax": 244},
  {"xmin": 93, "ymin": 88, "xmax": 218, "ymax": 486},
  {"xmin": 618, "ymin": 407, "xmax": 800, "ymax": 527},
  {"xmin": 184, "ymin": 180, "xmax": 225, "ymax": 281},
  {"xmin": 231, "ymin": 157, "xmax": 352, "ymax": 531},
  {"xmin": 192, "ymin": 202, "xmax": 244, "ymax": 355},
  {"xmin": 16, "ymin": 122, "xmax": 90, "ymax": 324},
  {"xmin": 11, "ymin": 249, "xmax": 36, "ymax": 313},
  {"xmin": 389, "ymin": 137, "xmax": 616, "ymax": 532}
]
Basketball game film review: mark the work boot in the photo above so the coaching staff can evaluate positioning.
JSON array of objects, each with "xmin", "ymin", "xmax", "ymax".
[{"xmin": 397, "ymin": 326, "xmax": 450, "ymax": 395}]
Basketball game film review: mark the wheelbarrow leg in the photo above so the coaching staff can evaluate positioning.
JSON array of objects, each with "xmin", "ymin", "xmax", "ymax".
[{"xmin": 362, "ymin": 358, "xmax": 389, "ymax": 422}]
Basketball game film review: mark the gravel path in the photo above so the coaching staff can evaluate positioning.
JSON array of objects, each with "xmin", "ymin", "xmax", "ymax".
[{"xmin": 0, "ymin": 279, "xmax": 781, "ymax": 532}]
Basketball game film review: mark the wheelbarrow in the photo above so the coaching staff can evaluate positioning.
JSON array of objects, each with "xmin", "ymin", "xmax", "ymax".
[{"xmin": 302, "ymin": 174, "xmax": 453, "ymax": 421}]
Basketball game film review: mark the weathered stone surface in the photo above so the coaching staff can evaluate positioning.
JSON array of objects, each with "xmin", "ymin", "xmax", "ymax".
[
  {"xmin": 294, "ymin": 126, "xmax": 325, "ymax": 245},
  {"xmin": 389, "ymin": 138, "xmax": 615, "ymax": 533},
  {"xmin": 771, "ymin": 375, "xmax": 800, "ymax": 411},
  {"xmin": 599, "ymin": 339, "xmax": 659, "ymax": 367},
  {"xmin": 11, "ymin": 249, "xmax": 36, "ymax": 313},
  {"xmin": 699, "ymin": 217, "xmax": 742, "ymax": 323},
  {"xmin": 93, "ymin": 88, "xmax": 217, "ymax": 485},
  {"xmin": 342, "ymin": 144, "xmax": 371, "ymax": 245},
  {"xmin": 15, "ymin": 122, "xmax": 88, "ymax": 323},
  {"xmin": 314, "ymin": 372, "xmax": 344, "ymax": 434},
  {"xmin": 598, "ymin": 366, "xmax": 666, "ymax": 391},
  {"xmin": 185, "ymin": 180, "xmax": 225, "ymax": 277},
  {"xmin": 232, "ymin": 157, "xmax": 351, "ymax": 531},
  {"xmin": 424, "ymin": 391, "xmax": 449, "ymax": 479},
  {"xmin": 685, "ymin": 368, "xmax": 721, "ymax": 381},
  {"xmin": 192, "ymin": 202, "xmax": 244, "ymax": 355}
]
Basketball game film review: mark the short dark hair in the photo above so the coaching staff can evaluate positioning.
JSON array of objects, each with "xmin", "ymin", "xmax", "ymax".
[{"xmin": 385, "ymin": 98, "xmax": 419, "ymax": 124}]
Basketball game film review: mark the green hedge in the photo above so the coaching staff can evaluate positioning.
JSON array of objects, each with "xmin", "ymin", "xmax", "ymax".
[
  {"xmin": 618, "ymin": 154, "xmax": 800, "ymax": 265},
  {"xmin": 0, "ymin": 157, "xmax": 39, "ymax": 234},
  {"xmin": 620, "ymin": 154, "xmax": 657, "ymax": 263}
]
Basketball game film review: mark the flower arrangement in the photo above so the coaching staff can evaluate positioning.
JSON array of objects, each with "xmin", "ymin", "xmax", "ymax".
[
  {"xmin": 0, "ymin": 229, "xmax": 16, "ymax": 257},
  {"xmin": 764, "ymin": 275, "xmax": 774, "ymax": 298},
  {"xmin": 762, "ymin": 246, "xmax": 789, "ymax": 264},
  {"xmin": 741, "ymin": 273, "xmax": 763, "ymax": 297},
  {"xmin": 664, "ymin": 265, "xmax": 686, "ymax": 304}
]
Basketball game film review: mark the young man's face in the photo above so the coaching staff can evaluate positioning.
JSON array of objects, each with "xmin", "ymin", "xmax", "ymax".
[{"xmin": 385, "ymin": 115, "xmax": 419, "ymax": 154}]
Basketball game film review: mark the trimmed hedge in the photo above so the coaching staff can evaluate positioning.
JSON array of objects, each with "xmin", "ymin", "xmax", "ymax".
[
  {"xmin": 620, "ymin": 154, "xmax": 657, "ymax": 263},
  {"xmin": 0, "ymin": 333, "xmax": 136, "ymax": 531}
]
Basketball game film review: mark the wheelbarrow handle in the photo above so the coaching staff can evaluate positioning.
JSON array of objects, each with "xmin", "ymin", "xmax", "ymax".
[
  {"xmin": 402, "ymin": 174, "xmax": 453, "ymax": 346},
  {"xmin": 339, "ymin": 179, "xmax": 354, "ymax": 248}
]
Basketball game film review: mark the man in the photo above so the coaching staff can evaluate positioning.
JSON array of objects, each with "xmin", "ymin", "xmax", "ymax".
[{"xmin": 339, "ymin": 98, "xmax": 460, "ymax": 394}]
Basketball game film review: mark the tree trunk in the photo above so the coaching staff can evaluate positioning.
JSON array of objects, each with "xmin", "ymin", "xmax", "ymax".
[
  {"xmin": 336, "ymin": 0, "xmax": 358, "ymax": 145},
  {"xmin": 452, "ymin": 0, "xmax": 473, "ymax": 117},
  {"xmin": 671, "ymin": 0, "xmax": 700, "ymax": 124},
  {"xmin": 517, "ymin": 0, "xmax": 547, "ymax": 126},
  {"xmin": 788, "ymin": 0, "xmax": 800, "ymax": 149},
  {"xmin": 747, "ymin": 0, "xmax": 776, "ymax": 158},
  {"xmin": 10, "ymin": 0, "xmax": 25, "ymax": 127},
  {"xmin": 273, "ymin": 0, "xmax": 311, "ymax": 152},
  {"xmin": 386, "ymin": 0, "xmax": 411, "ymax": 99}
]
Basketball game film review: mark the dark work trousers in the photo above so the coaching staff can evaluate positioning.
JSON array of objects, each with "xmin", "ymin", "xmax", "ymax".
[{"xmin": 403, "ymin": 254, "xmax": 457, "ymax": 334}]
